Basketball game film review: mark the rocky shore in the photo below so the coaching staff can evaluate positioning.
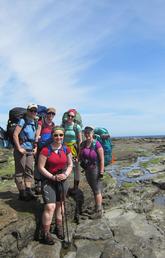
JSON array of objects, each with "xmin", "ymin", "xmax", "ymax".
[{"xmin": 0, "ymin": 137, "xmax": 165, "ymax": 258}]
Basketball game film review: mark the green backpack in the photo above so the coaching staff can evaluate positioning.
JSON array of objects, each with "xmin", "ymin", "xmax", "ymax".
[{"xmin": 94, "ymin": 127, "xmax": 112, "ymax": 166}]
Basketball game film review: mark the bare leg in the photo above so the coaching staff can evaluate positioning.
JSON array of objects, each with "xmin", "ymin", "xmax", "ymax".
[
  {"xmin": 95, "ymin": 192, "xmax": 103, "ymax": 210},
  {"xmin": 42, "ymin": 203, "xmax": 56, "ymax": 245},
  {"xmin": 42, "ymin": 203, "xmax": 56, "ymax": 232},
  {"xmin": 54, "ymin": 201, "xmax": 65, "ymax": 240}
]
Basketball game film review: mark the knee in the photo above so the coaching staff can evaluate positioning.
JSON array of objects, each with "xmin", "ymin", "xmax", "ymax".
[{"xmin": 45, "ymin": 204, "xmax": 56, "ymax": 214}]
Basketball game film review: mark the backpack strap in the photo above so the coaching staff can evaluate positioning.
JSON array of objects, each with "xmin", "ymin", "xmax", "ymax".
[
  {"xmin": 73, "ymin": 123, "xmax": 81, "ymax": 146},
  {"xmin": 19, "ymin": 117, "xmax": 37, "ymax": 143},
  {"xmin": 47, "ymin": 144, "xmax": 53, "ymax": 157},
  {"xmin": 47, "ymin": 144, "xmax": 67, "ymax": 157},
  {"xmin": 91, "ymin": 139, "xmax": 97, "ymax": 150},
  {"xmin": 73, "ymin": 123, "xmax": 78, "ymax": 135}
]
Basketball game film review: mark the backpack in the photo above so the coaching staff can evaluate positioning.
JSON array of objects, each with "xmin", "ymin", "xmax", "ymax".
[
  {"xmin": 6, "ymin": 107, "xmax": 27, "ymax": 145},
  {"xmin": 37, "ymin": 105, "xmax": 47, "ymax": 120},
  {"xmin": 62, "ymin": 109, "xmax": 83, "ymax": 129},
  {"xmin": 6, "ymin": 105, "xmax": 48, "ymax": 146},
  {"xmin": 94, "ymin": 127, "xmax": 112, "ymax": 166},
  {"xmin": 0, "ymin": 126, "xmax": 8, "ymax": 148},
  {"xmin": 38, "ymin": 120, "xmax": 55, "ymax": 150},
  {"xmin": 6, "ymin": 107, "xmax": 38, "ymax": 145}
]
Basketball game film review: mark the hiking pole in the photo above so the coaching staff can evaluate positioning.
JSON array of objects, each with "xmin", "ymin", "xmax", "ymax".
[
  {"xmin": 59, "ymin": 183, "xmax": 65, "ymax": 241},
  {"xmin": 60, "ymin": 181, "xmax": 71, "ymax": 249}
]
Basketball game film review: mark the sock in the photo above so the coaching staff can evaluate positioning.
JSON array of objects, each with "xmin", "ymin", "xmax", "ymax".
[{"xmin": 43, "ymin": 224, "xmax": 51, "ymax": 234}]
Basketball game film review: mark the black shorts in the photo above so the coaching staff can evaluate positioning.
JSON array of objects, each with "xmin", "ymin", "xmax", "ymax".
[{"xmin": 42, "ymin": 179, "xmax": 69, "ymax": 204}]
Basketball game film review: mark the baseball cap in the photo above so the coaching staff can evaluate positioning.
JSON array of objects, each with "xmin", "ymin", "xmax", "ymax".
[
  {"xmin": 47, "ymin": 107, "xmax": 56, "ymax": 114},
  {"xmin": 84, "ymin": 126, "xmax": 94, "ymax": 132},
  {"xmin": 27, "ymin": 104, "xmax": 38, "ymax": 110}
]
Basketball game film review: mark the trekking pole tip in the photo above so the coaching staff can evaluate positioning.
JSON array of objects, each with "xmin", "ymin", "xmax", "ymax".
[{"xmin": 62, "ymin": 240, "xmax": 71, "ymax": 249}]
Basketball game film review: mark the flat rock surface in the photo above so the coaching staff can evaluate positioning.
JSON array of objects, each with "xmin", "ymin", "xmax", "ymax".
[{"xmin": 0, "ymin": 137, "xmax": 165, "ymax": 258}]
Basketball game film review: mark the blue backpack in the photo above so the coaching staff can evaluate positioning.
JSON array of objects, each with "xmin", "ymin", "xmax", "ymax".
[
  {"xmin": 37, "ymin": 105, "xmax": 55, "ymax": 149},
  {"xmin": 37, "ymin": 105, "xmax": 47, "ymax": 120},
  {"xmin": 94, "ymin": 127, "xmax": 112, "ymax": 166}
]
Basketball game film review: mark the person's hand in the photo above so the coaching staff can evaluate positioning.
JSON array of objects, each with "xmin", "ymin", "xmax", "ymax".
[
  {"xmin": 98, "ymin": 173, "xmax": 104, "ymax": 180},
  {"xmin": 18, "ymin": 147, "xmax": 26, "ymax": 155},
  {"xmin": 33, "ymin": 147, "xmax": 37, "ymax": 156},
  {"xmin": 56, "ymin": 173, "xmax": 67, "ymax": 181}
]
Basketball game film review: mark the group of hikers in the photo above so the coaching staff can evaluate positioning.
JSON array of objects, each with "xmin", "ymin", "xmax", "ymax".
[{"xmin": 10, "ymin": 103, "xmax": 110, "ymax": 245}]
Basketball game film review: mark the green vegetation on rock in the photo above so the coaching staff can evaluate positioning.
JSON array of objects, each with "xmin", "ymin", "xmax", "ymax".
[{"xmin": 122, "ymin": 181, "xmax": 139, "ymax": 189}]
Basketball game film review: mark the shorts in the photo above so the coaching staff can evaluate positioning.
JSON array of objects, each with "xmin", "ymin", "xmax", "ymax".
[{"xmin": 42, "ymin": 179, "xmax": 69, "ymax": 204}]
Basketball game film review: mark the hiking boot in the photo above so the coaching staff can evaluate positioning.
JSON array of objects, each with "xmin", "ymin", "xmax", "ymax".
[
  {"xmin": 26, "ymin": 188, "xmax": 37, "ymax": 201},
  {"xmin": 41, "ymin": 232, "xmax": 55, "ymax": 245},
  {"xmin": 18, "ymin": 190, "xmax": 29, "ymax": 201},
  {"xmin": 34, "ymin": 181, "xmax": 42, "ymax": 195},
  {"xmin": 54, "ymin": 224, "xmax": 65, "ymax": 240},
  {"xmin": 90, "ymin": 209, "xmax": 103, "ymax": 219}
]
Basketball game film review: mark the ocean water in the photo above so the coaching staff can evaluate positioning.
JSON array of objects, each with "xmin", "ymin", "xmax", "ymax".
[{"xmin": 112, "ymin": 135, "xmax": 165, "ymax": 139}]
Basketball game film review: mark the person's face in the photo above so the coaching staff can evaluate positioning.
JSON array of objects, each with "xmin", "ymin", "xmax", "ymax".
[
  {"xmin": 27, "ymin": 108, "xmax": 37, "ymax": 119},
  {"xmin": 46, "ymin": 111, "xmax": 55, "ymax": 121},
  {"xmin": 67, "ymin": 112, "xmax": 75, "ymax": 122},
  {"xmin": 84, "ymin": 130, "xmax": 94, "ymax": 141},
  {"xmin": 52, "ymin": 130, "xmax": 64, "ymax": 144}
]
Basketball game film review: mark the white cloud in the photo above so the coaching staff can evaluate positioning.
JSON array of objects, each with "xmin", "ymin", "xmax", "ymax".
[{"xmin": 0, "ymin": 0, "xmax": 165, "ymax": 136}]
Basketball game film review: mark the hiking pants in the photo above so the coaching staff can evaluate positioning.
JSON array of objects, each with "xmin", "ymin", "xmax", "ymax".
[
  {"xmin": 85, "ymin": 165, "xmax": 102, "ymax": 194},
  {"xmin": 73, "ymin": 159, "xmax": 81, "ymax": 181},
  {"xmin": 14, "ymin": 147, "xmax": 34, "ymax": 185}
]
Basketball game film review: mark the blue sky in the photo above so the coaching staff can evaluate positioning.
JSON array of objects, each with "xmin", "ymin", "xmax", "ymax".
[{"xmin": 0, "ymin": 0, "xmax": 164, "ymax": 137}]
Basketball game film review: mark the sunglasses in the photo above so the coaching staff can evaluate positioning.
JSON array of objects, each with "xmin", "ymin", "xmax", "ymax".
[
  {"xmin": 53, "ymin": 133, "xmax": 64, "ymax": 137},
  {"xmin": 29, "ymin": 109, "xmax": 37, "ymax": 113},
  {"xmin": 47, "ymin": 112, "xmax": 55, "ymax": 116},
  {"xmin": 85, "ymin": 130, "xmax": 93, "ymax": 134},
  {"xmin": 68, "ymin": 114, "xmax": 75, "ymax": 118}
]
